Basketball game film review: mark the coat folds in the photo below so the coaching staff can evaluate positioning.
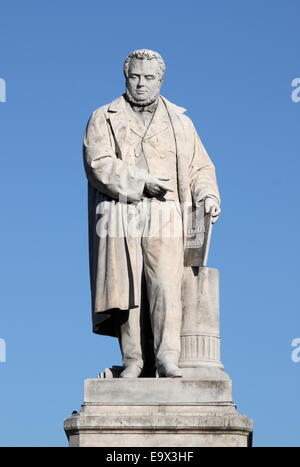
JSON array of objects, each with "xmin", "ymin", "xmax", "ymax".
[{"xmin": 83, "ymin": 95, "xmax": 220, "ymax": 336}]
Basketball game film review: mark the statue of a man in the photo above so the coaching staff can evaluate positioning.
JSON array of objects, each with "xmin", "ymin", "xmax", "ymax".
[{"xmin": 83, "ymin": 49, "xmax": 221, "ymax": 378}]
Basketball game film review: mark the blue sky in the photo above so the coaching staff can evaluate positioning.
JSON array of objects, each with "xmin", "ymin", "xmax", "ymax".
[{"xmin": 0, "ymin": 0, "xmax": 299, "ymax": 446}]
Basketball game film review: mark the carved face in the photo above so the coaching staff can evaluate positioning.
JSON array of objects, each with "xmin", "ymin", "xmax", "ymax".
[{"xmin": 126, "ymin": 58, "xmax": 162, "ymax": 104}]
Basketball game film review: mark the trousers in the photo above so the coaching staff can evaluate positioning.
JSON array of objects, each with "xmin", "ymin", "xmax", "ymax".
[{"xmin": 115, "ymin": 198, "xmax": 184, "ymax": 373}]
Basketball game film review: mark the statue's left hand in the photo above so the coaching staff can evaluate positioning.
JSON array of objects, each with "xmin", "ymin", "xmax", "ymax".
[{"xmin": 204, "ymin": 197, "xmax": 221, "ymax": 224}]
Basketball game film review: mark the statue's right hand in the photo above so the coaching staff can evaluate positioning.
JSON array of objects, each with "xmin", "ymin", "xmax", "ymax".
[{"xmin": 144, "ymin": 174, "xmax": 173, "ymax": 198}]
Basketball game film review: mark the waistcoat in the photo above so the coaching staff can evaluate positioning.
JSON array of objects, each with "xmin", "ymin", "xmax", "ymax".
[{"xmin": 125, "ymin": 98, "xmax": 179, "ymax": 201}]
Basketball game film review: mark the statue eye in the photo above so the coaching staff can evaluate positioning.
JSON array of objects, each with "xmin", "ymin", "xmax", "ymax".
[{"xmin": 145, "ymin": 75, "xmax": 155, "ymax": 80}]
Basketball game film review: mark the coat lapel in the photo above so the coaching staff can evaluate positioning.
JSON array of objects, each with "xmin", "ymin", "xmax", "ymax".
[
  {"xmin": 160, "ymin": 96, "xmax": 191, "ymax": 204},
  {"xmin": 144, "ymin": 98, "xmax": 170, "ymax": 140},
  {"xmin": 108, "ymin": 96, "xmax": 132, "ymax": 163},
  {"xmin": 128, "ymin": 108, "xmax": 147, "ymax": 139}
]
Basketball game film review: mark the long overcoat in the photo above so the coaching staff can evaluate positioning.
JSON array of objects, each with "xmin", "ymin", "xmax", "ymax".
[{"xmin": 83, "ymin": 95, "xmax": 220, "ymax": 336}]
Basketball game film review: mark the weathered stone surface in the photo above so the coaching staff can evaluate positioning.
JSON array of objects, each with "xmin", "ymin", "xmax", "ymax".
[
  {"xmin": 84, "ymin": 377, "xmax": 232, "ymax": 405},
  {"xmin": 64, "ymin": 378, "xmax": 253, "ymax": 447}
]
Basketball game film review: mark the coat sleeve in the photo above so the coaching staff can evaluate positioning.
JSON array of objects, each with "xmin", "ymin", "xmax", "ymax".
[
  {"xmin": 83, "ymin": 109, "xmax": 148, "ymax": 202},
  {"xmin": 188, "ymin": 121, "xmax": 221, "ymax": 205}
]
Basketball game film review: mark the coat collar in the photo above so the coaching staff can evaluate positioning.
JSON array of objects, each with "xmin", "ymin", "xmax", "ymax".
[
  {"xmin": 108, "ymin": 95, "xmax": 126, "ymax": 113},
  {"xmin": 108, "ymin": 94, "xmax": 187, "ymax": 115}
]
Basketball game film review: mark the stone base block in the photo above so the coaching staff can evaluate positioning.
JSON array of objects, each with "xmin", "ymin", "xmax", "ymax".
[{"xmin": 64, "ymin": 378, "xmax": 252, "ymax": 447}]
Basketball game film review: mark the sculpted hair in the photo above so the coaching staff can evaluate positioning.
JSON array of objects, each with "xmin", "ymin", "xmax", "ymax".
[{"xmin": 123, "ymin": 49, "xmax": 166, "ymax": 80}]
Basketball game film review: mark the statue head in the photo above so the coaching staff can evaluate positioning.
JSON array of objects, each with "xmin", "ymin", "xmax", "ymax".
[{"xmin": 123, "ymin": 49, "xmax": 166, "ymax": 105}]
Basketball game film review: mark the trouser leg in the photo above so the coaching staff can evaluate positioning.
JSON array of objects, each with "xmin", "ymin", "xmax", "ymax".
[
  {"xmin": 117, "ymin": 236, "xmax": 144, "ymax": 371},
  {"xmin": 142, "ymin": 201, "xmax": 184, "ymax": 370},
  {"xmin": 118, "ymin": 308, "xmax": 143, "ymax": 370}
]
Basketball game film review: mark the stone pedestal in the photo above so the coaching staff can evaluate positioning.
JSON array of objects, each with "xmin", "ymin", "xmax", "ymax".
[
  {"xmin": 65, "ymin": 268, "xmax": 253, "ymax": 446},
  {"xmin": 64, "ymin": 378, "xmax": 252, "ymax": 447}
]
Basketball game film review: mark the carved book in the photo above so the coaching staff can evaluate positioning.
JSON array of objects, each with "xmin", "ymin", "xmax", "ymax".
[{"xmin": 184, "ymin": 201, "xmax": 213, "ymax": 267}]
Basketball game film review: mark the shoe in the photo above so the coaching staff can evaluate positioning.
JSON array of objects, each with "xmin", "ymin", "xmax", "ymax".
[
  {"xmin": 158, "ymin": 362, "xmax": 182, "ymax": 378},
  {"xmin": 120, "ymin": 365, "xmax": 142, "ymax": 378}
]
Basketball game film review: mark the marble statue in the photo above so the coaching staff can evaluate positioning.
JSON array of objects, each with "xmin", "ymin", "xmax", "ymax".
[
  {"xmin": 65, "ymin": 50, "xmax": 253, "ymax": 448},
  {"xmin": 83, "ymin": 49, "xmax": 221, "ymax": 379}
]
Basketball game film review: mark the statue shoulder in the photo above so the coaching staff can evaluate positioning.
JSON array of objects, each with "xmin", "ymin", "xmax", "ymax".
[
  {"xmin": 160, "ymin": 95, "xmax": 187, "ymax": 115},
  {"xmin": 182, "ymin": 113, "xmax": 197, "ymax": 132},
  {"xmin": 91, "ymin": 95, "xmax": 124, "ymax": 118},
  {"xmin": 160, "ymin": 95, "xmax": 195, "ymax": 129}
]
